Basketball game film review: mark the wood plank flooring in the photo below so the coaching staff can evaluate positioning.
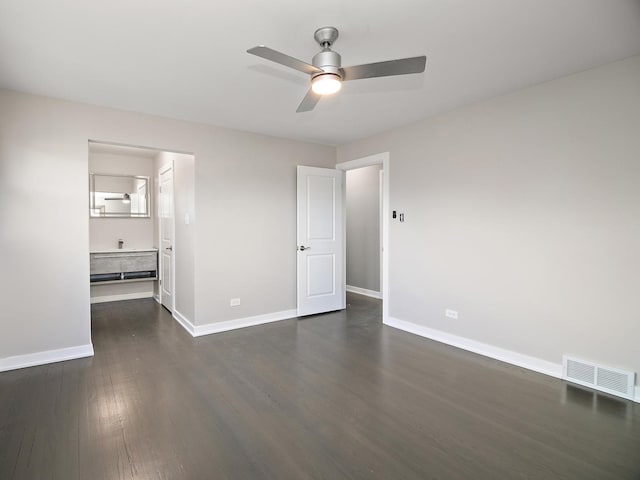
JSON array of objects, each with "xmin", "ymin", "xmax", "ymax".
[{"xmin": 1, "ymin": 293, "xmax": 639, "ymax": 479}]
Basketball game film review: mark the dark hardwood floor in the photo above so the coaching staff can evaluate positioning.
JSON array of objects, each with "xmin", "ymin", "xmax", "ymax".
[{"xmin": 1, "ymin": 293, "xmax": 639, "ymax": 479}]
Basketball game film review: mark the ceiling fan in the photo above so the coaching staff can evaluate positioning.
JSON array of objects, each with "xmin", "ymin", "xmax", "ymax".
[{"xmin": 247, "ymin": 26, "xmax": 426, "ymax": 113}]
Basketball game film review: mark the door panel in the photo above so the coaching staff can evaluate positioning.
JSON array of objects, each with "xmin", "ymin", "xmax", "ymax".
[
  {"xmin": 159, "ymin": 166, "xmax": 174, "ymax": 311},
  {"xmin": 297, "ymin": 166, "xmax": 344, "ymax": 316},
  {"xmin": 307, "ymin": 175, "xmax": 336, "ymax": 240},
  {"xmin": 307, "ymin": 254, "xmax": 335, "ymax": 297}
]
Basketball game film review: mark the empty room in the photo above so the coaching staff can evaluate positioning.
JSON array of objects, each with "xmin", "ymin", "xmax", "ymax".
[{"xmin": 1, "ymin": 1, "xmax": 639, "ymax": 478}]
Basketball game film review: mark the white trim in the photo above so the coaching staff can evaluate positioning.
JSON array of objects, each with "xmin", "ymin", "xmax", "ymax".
[
  {"xmin": 385, "ymin": 316, "xmax": 563, "ymax": 379},
  {"xmin": 153, "ymin": 294, "xmax": 160, "ymax": 303},
  {"xmin": 170, "ymin": 309, "xmax": 297, "ymax": 338},
  {"xmin": 193, "ymin": 309, "xmax": 297, "ymax": 337},
  {"xmin": 635, "ymin": 386, "xmax": 640, "ymax": 403},
  {"xmin": 88, "ymin": 139, "xmax": 194, "ymax": 156},
  {"xmin": 336, "ymin": 152, "xmax": 390, "ymax": 325},
  {"xmin": 346, "ymin": 285, "xmax": 382, "ymax": 299},
  {"xmin": 90, "ymin": 292, "xmax": 153, "ymax": 304},
  {"xmin": 0, "ymin": 344, "xmax": 94, "ymax": 373},
  {"xmin": 173, "ymin": 309, "xmax": 196, "ymax": 336},
  {"xmin": 336, "ymin": 153, "xmax": 389, "ymax": 171},
  {"xmin": 379, "ymin": 169, "xmax": 383, "ymax": 297}
]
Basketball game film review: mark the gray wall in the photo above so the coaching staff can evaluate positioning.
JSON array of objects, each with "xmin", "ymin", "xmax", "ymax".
[
  {"xmin": 0, "ymin": 89, "xmax": 335, "ymax": 360},
  {"xmin": 175, "ymin": 154, "xmax": 195, "ymax": 322},
  {"xmin": 337, "ymin": 55, "xmax": 640, "ymax": 379},
  {"xmin": 193, "ymin": 130, "xmax": 334, "ymax": 324},
  {"xmin": 346, "ymin": 165, "xmax": 381, "ymax": 292}
]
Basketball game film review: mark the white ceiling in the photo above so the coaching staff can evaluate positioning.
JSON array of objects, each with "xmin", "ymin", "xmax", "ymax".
[{"xmin": 1, "ymin": 1, "xmax": 640, "ymax": 146}]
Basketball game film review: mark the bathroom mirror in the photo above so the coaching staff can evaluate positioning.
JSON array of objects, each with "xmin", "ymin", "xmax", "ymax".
[{"xmin": 89, "ymin": 173, "xmax": 150, "ymax": 218}]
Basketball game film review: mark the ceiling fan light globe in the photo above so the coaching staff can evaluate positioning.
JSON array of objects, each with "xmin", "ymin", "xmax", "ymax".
[{"xmin": 311, "ymin": 74, "xmax": 342, "ymax": 95}]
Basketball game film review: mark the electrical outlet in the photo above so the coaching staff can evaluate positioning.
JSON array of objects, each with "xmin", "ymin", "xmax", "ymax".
[
  {"xmin": 445, "ymin": 309, "xmax": 458, "ymax": 319},
  {"xmin": 230, "ymin": 298, "xmax": 241, "ymax": 307}
]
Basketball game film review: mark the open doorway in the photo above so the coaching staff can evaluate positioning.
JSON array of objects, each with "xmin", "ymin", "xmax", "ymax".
[
  {"xmin": 345, "ymin": 164, "xmax": 382, "ymax": 299},
  {"xmin": 88, "ymin": 142, "xmax": 160, "ymax": 305},
  {"xmin": 295, "ymin": 153, "xmax": 389, "ymax": 321},
  {"xmin": 88, "ymin": 141, "xmax": 196, "ymax": 331},
  {"xmin": 337, "ymin": 152, "xmax": 390, "ymax": 323}
]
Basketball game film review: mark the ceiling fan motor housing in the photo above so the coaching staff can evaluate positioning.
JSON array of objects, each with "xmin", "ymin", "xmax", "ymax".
[
  {"xmin": 312, "ymin": 49, "xmax": 342, "ymax": 79},
  {"xmin": 311, "ymin": 26, "xmax": 342, "ymax": 80}
]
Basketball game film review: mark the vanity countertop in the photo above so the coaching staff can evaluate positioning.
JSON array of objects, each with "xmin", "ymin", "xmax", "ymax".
[{"xmin": 90, "ymin": 248, "xmax": 159, "ymax": 254}]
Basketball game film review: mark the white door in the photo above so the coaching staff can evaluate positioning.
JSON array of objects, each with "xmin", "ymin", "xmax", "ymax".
[
  {"xmin": 297, "ymin": 166, "xmax": 345, "ymax": 316},
  {"xmin": 159, "ymin": 166, "xmax": 174, "ymax": 312}
]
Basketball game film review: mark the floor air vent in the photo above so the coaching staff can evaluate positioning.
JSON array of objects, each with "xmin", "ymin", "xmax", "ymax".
[{"xmin": 562, "ymin": 355, "xmax": 635, "ymax": 401}]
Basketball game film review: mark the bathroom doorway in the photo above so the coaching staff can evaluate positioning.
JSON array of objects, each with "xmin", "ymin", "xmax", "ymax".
[
  {"xmin": 88, "ymin": 142, "xmax": 159, "ymax": 304},
  {"xmin": 87, "ymin": 141, "xmax": 196, "ymax": 327}
]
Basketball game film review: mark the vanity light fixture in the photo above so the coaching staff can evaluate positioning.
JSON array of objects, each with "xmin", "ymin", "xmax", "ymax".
[{"xmin": 104, "ymin": 193, "xmax": 131, "ymax": 203}]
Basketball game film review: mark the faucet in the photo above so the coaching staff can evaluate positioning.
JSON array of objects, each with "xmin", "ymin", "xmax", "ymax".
[{"xmin": 118, "ymin": 239, "xmax": 124, "ymax": 249}]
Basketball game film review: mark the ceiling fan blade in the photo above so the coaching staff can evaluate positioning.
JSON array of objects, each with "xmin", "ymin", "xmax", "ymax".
[
  {"xmin": 296, "ymin": 88, "xmax": 321, "ymax": 113},
  {"xmin": 339, "ymin": 55, "xmax": 426, "ymax": 81},
  {"xmin": 247, "ymin": 46, "xmax": 324, "ymax": 75}
]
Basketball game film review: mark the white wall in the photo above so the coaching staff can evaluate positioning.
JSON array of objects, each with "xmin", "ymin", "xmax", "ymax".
[
  {"xmin": 346, "ymin": 165, "xmax": 381, "ymax": 292},
  {"xmin": 337, "ymin": 55, "xmax": 640, "ymax": 380},
  {"xmin": 0, "ymin": 89, "xmax": 335, "ymax": 363}
]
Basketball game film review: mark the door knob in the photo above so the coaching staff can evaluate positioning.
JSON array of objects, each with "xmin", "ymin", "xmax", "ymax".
[
  {"xmin": 298, "ymin": 245, "xmax": 310, "ymax": 251},
  {"xmin": 166, "ymin": 246, "xmax": 173, "ymax": 251}
]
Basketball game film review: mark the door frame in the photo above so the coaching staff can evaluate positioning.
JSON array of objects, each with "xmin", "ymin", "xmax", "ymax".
[
  {"xmin": 336, "ymin": 152, "xmax": 390, "ymax": 324},
  {"xmin": 157, "ymin": 162, "xmax": 176, "ymax": 313}
]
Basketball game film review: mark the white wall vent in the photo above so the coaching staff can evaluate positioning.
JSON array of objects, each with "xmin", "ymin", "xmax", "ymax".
[{"xmin": 562, "ymin": 355, "xmax": 636, "ymax": 401}]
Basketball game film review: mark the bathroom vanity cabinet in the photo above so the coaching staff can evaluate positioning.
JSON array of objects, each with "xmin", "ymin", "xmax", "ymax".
[{"xmin": 90, "ymin": 249, "xmax": 158, "ymax": 284}]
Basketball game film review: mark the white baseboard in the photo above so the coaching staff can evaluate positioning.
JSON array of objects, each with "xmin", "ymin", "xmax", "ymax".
[
  {"xmin": 636, "ymin": 386, "xmax": 640, "ymax": 403},
  {"xmin": 173, "ymin": 309, "xmax": 196, "ymax": 336},
  {"xmin": 90, "ymin": 292, "xmax": 154, "ymax": 304},
  {"xmin": 385, "ymin": 316, "xmax": 563, "ymax": 379},
  {"xmin": 0, "ymin": 344, "xmax": 94, "ymax": 373},
  {"xmin": 193, "ymin": 309, "xmax": 297, "ymax": 337},
  {"xmin": 153, "ymin": 294, "xmax": 160, "ymax": 304},
  {"xmin": 171, "ymin": 309, "xmax": 296, "ymax": 338},
  {"xmin": 346, "ymin": 285, "xmax": 382, "ymax": 299}
]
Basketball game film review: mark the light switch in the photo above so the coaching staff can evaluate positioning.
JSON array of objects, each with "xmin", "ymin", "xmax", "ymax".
[{"xmin": 184, "ymin": 213, "xmax": 190, "ymax": 225}]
